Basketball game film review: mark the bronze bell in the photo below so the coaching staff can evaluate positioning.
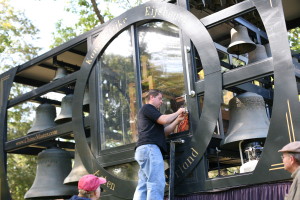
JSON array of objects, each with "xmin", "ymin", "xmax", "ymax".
[
  {"xmin": 24, "ymin": 147, "xmax": 77, "ymax": 199},
  {"xmin": 55, "ymin": 94, "xmax": 73, "ymax": 124},
  {"xmin": 221, "ymin": 92, "xmax": 270, "ymax": 150},
  {"xmin": 27, "ymin": 103, "xmax": 56, "ymax": 134},
  {"xmin": 53, "ymin": 66, "xmax": 68, "ymax": 81},
  {"xmin": 248, "ymin": 44, "xmax": 268, "ymax": 64},
  {"xmin": 63, "ymin": 146, "xmax": 89, "ymax": 185},
  {"xmin": 227, "ymin": 25, "xmax": 256, "ymax": 55}
]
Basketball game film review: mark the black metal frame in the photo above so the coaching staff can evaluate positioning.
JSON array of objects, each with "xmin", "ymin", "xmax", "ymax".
[{"xmin": 1, "ymin": 0, "xmax": 299, "ymax": 199}]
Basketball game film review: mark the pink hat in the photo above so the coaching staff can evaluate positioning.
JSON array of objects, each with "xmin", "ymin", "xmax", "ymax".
[{"xmin": 78, "ymin": 174, "xmax": 107, "ymax": 191}]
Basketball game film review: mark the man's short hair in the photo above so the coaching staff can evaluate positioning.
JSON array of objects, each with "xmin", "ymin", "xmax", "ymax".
[{"xmin": 145, "ymin": 89, "xmax": 162, "ymax": 102}]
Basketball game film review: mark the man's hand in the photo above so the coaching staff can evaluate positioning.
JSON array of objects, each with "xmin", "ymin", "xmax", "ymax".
[
  {"xmin": 176, "ymin": 107, "xmax": 186, "ymax": 115},
  {"xmin": 175, "ymin": 112, "xmax": 186, "ymax": 123}
]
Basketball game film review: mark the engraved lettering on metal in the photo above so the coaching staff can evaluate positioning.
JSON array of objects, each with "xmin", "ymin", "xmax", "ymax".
[
  {"xmin": 175, "ymin": 148, "xmax": 199, "ymax": 178},
  {"xmin": 144, "ymin": 6, "xmax": 184, "ymax": 24},
  {"xmin": 96, "ymin": 175, "xmax": 116, "ymax": 191},
  {"xmin": 15, "ymin": 130, "xmax": 58, "ymax": 146}
]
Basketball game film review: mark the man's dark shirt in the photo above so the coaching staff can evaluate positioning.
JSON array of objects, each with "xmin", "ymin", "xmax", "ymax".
[{"xmin": 136, "ymin": 104, "xmax": 167, "ymax": 154}]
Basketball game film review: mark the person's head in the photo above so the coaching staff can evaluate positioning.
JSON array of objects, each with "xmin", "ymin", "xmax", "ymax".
[
  {"xmin": 145, "ymin": 89, "xmax": 163, "ymax": 109},
  {"xmin": 278, "ymin": 141, "xmax": 300, "ymax": 173},
  {"xmin": 77, "ymin": 174, "xmax": 107, "ymax": 200}
]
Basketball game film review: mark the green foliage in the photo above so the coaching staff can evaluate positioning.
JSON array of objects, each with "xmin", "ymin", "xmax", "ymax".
[
  {"xmin": 0, "ymin": 0, "xmax": 41, "ymax": 71},
  {"xmin": 50, "ymin": 0, "xmax": 105, "ymax": 48},
  {"xmin": 6, "ymin": 83, "xmax": 37, "ymax": 200},
  {"xmin": 0, "ymin": 0, "xmax": 40, "ymax": 199},
  {"xmin": 289, "ymin": 27, "xmax": 300, "ymax": 53},
  {"xmin": 50, "ymin": 0, "xmax": 145, "ymax": 48},
  {"xmin": 7, "ymin": 154, "xmax": 37, "ymax": 200}
]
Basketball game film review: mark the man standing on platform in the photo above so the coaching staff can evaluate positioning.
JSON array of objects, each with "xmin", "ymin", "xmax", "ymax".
[
  {"xmin": 133, "ymin": 89, "xmax": 186, "ymax": 200},
  {"xmin": 279, "ymin": 141, "xmax": 300, "ymax": 200}
]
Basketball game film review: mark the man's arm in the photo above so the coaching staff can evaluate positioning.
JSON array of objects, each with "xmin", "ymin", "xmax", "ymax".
[
  {"xmin": 156, "ymin": 107, "xmax": 186, "ymax": 125},
  {"xmin": 164, "ymin": 113, "xmax": 186, "ymax": 136}
]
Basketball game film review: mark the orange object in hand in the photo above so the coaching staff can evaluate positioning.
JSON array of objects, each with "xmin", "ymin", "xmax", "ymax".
[{"xmin": 176, "ymin": 114, "xmax": 189, "ymax": 133}]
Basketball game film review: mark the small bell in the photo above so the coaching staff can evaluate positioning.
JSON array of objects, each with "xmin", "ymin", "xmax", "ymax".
[
  {"xmin": 227, "ymin": 25, "xmax": 256, "ymax": 55},
  {"xmin": 63, "ymin": 147, "xmax": 89, "ymax": 185},
  {"xmin": 248, "ymin": 44, "xmax": 268, "ymax": 64},
  {"xmin": 55, "ymin": 94, "xmax": 73, "ymax": 124},
  {"xmin": 27, "ymin": 103, "xmax": 56, "ymax": 134}
]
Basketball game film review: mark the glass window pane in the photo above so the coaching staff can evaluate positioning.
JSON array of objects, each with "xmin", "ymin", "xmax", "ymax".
[
  {"xmin": 98, "ymin": 29, "xmax": 138, "ymax": 149},
  {"xmin": 138, "ymin": 22, "xmax": 187, "ymax": 119}
]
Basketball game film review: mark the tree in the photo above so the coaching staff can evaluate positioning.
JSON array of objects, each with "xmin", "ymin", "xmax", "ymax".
[
  {"xmin": 51, "ymin": 0, "xmax": 144, "ymax": 48},
  {"xmin": 0, "ymin": 0, "xmax": 41, "ymax": 71},
  {"xmin": 289, "ymin": 27, "xmax": 300, "ymax": 53},
  {"xmin": 0, "ymin": 0, "xmax": 41, "ymax": 199}
]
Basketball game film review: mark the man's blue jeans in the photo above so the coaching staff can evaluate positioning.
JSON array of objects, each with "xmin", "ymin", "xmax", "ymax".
[{"xmin": 133, "ymin": 144, "xmax": 165, "ymax": 200}]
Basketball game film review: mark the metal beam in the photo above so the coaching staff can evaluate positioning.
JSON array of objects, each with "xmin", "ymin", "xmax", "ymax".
[
  {"xmin": 8, "ymin": 72, "xmax": 78, "ymax": 108},
  {"xmin": 195, "ymin": 58, "xmax": 274, "ymax": 97},
  {"xmin": 200, "ymin": 1, "xmax": 255, "ymax": 28}
]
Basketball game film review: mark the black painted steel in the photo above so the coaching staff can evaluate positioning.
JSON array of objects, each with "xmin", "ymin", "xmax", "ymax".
[
  {"xmin": 169, "ymin": 139, "xmax": 186, "ymax": 200},
  {"xmin": 204, "ymin": 0, "xmax": 300, "ymax": 191},
  {"xmin": 72, "ymin": 1, "xmax": 221, "ymax": 198},
  {"xmin": 0, "ymin": 0, "xmax": 299, "ymax": 199},
  {"xmin": 0, "ymin": 68, "xmax": 19, "ymax": 200},
  {"xmin": 7, "ymin": 71, "xmax": 78, "ymax": 108}
]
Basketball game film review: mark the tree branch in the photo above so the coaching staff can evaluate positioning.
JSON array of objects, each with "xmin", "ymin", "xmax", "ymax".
[{"xmin": 91, "ymin": 0, "xmax": 105, "ymax": 24}]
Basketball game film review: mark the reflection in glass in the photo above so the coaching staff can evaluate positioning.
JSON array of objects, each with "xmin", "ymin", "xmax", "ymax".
[
  {"xmin": 98, "ymin": 29, "xmax": 138, "ymax": 149},
  {"xmin": 138, "ymin": 22, "xmax": 186, "ymax": 117},
  {"xmin": 221, "ymin": 90, "xmax": 234, "ymax": 134},
  {"xmin": 105, "ymin": 162, "xmax": 139, "ymax": 181},
  {"xmin": 232, "ymin": 57, "xmax": 246, "ymax": 68}
]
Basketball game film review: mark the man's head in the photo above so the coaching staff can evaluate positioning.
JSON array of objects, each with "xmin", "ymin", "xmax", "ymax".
[
  {"xmin": 145, "ymin": 89, "xmax": 163, "ymax": 109},
  {"xmin": 78, "ymin": 174, "xmax": 107, "ymax": 200},
  {"xmin": 278, "ymin": 141, "xmax": 300, "ymax": 173}
]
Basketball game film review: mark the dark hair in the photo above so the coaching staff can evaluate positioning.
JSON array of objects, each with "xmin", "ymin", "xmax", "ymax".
[{"xmin": 145, "ymin": 89, "xmax": 162, "ymax": 102}]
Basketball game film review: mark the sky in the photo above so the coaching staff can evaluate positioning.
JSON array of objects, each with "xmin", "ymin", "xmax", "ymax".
[
  {"xmin": 10, "ymin": 0, "xmax": 132, "ymax": 55},
  {"xmin": 11, "ymin": 0, "xmax": 79, "ymax": 54}
]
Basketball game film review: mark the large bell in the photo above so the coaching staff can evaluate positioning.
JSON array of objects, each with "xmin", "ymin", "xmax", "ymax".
[
  {"xmin": 55, "ymin": 94, "xmax": 73, "ymax": 124},
  {"xmin": 27, "ymin": 103, "xmax": 56, "ymax": 134},
  {"xmin": 227, "ymin": 25, "xmax": 256, "ymax": 55},
  {"xmin": 248, "ymin": 44, "xmax": 268, "ymax": 64},
  {"xmin": 53, "ymin": 66, "xmax": 68, "ymax": 81},
  {"xmin": 64, "ymin": 146, "xmax": 89, "ymax": 185},
  {"xmin": 221, "ymin": 92, "xmax": 270, "ymax": 150},
  {"xmin": 24, "ymin": 147, "xmax": 77, "ymax": 199}
]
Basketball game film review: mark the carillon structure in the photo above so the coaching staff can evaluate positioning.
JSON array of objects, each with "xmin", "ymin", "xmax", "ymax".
[{"xmin": 1, "ymin": 0, "xmax": 300, "ymax": 199}]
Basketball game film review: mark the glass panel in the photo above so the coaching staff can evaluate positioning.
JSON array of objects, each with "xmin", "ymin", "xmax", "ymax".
[
  {"xmin": 105, "ymin": 162, "xmax": 139, "ymax": 181},
  {"xmin": 138, "ymin": 22, "xmax": 186, "ymax": 117},
  {"xmin": 231, "ymin": 57, "xmax": 246, "ymax": 68},
  {"xmin": 222, "ymin": 90, "xmax": 234, "ymax": 134},
  {"xmin": 98, "ymin": 29, "xmax": 138, "ymax": 149}
]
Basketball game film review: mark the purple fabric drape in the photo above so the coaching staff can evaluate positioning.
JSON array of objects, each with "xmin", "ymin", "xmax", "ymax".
[{"xmin": 166, "ymin": 182, "xmax": 291, "ymax": 200}]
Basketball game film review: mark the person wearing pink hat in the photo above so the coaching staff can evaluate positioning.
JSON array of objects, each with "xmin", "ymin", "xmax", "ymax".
[
  {"xmin": 70, "ymin": 174, "xmax": 107, "ymax": 200},
  {"xmin": 278, "ymin": 141, "xmax": 300, "ymax": 200}
]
